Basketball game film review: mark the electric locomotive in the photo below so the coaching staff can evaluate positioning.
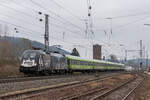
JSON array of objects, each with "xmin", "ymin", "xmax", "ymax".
[
  {"xmin": 20, "ymin": 50, "xmax": 68, "ymax": 75},
  {"xmin": 20, "ymin": 50, "xmax": 50, "ymax": 74}
]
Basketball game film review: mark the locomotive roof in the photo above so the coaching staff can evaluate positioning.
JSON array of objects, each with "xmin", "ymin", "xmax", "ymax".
[
  {"xmin": 66, "ymin": 55, "xmax": 124, "ymax": 66},
  {"xmin": 51, "ymin": 52, "xmax": 65, "ymax": 58},
  {"xmin": 24, "ymin": 50, "xmax": 46, "ymax": 54}
]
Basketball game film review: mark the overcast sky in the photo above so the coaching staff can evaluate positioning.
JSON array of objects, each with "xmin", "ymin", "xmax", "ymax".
[{"xmin": 0, "ymin": 0, "xmax": 150, "ymax": 60}]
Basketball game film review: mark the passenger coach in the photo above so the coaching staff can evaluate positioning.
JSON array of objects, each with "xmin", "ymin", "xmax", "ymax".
[{"xmin": 66, "ymin": 55, "xmax": 124, "ymax": 72}]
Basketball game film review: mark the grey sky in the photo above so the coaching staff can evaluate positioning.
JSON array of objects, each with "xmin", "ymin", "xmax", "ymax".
[{"xmin": 0, "ymin": 0, "xmax": 150, "ymax": 60}]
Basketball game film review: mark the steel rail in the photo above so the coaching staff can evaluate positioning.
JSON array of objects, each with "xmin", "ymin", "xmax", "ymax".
[
  {"xmin": 90, "ymin": 75, "xmax": 137, "ymax": 100},
  {"xmin": 0, "ymin": 73, "xmax": 90, "ymax": 84},
  {"xmin": 0, "ymin": 73, "xmax": 118, "ymax": 100},
  {"xmin": 0, "ymin": 72, "xmax": 125, "ymax": 84},
  {"xmin": 0, "ymin": 75, "xmax": 66, "ymax": 83},
  {"xmin": 61, "ymin": 87, "xmax": 108, "ymax": 100},
  {"xmin": 122, "ymin": 76, "xmax": 146, "ymax": 100},
  {"xmin": 59, "ymin": 73, "xmax": 133, "ymax": 100}
]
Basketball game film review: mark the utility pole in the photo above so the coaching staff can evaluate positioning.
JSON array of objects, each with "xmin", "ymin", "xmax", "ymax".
[
  {"xmin": 87, "ymin": 0, "xmax": 94, "ymax": 38},
  {"xmin": 125, "ymin": 50, "xmax": 127, "ymax": 62},
  {"xmin": 140, "ymin": 40, "xmax": 143, "ymax": 70},
  {"xmin": 84, "ymin": 19, "xmax": 88, "ymax": 39},
  {"xmin": 146, "ymin": 51, "xmax": 149, "ymax": 69},
  {"xmin": 63, "ymin": 32, "xmax": 65, "ymax": 40},
  {"xmin": 38, "ymin": 12, "xmax": 50, "ymax": 53},
  {"xmin": 143, "ymin": 46, "xmax": 146, "ymax": 68},
  {"xmin": 44, "ymin": 14, "xmax": 49, "ymax": 53}
]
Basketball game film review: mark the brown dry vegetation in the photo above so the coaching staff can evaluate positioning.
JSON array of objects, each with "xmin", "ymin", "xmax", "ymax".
[
  {"xmin": 0, "ymin": 39, "xmax": 19, "ymax": 76},
  {"xmin": 0, "ymin": 37, "xmax": 32, "ymax": 76}
]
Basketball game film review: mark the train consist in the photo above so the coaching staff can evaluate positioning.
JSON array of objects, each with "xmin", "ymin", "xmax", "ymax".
[{"xmin": 20, "ymin": 50, "xmax": 125, "ymax": 75}]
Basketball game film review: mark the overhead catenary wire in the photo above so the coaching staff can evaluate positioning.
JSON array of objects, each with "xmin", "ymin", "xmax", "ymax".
[
  {"xmin": 0, "ymin": 0, "xmax": 82, "ymax": 30},
  {"xmin": 0, "ymin": 13, "xmax": 83, "ymax": 38},
  {"xmin": 30, "ymin": 0, "xmax": 85, "ymax": 32},
  {"xmin": 0, "ymin": 3, "xmax": 85, "ymax": 38},
  {"xmin": 94, "ymin": 15, "xmax": 150, "ymax": 32},
  {"xmin": 96, "ymin": 10, "xmax": 150, "ymax": 20},
  {"xmin": 0, "ymin": 2, "xmax": 37, "ymax": 19},
  {"xmin": 47, "ymin": 0, "xmax": 83, "ymax": 21},
  {"xmin": 109, "ymin": 11, "xmax": 150, "ymax": 19},
  {"xmin": 0, "ymin": 18, "xmax": 41, "ymax": 35},
  {"xmin": 0, "ymin": 0, "xmax": 98, "ymax": 45},
  {"xmin": 113, "ymin": 15, "xmax": 150, "ymax": 30},
  {"xmin": 0, "ymin": 18, "xmax": 90, "ymax": 48},
  {"xmin": 0, "ymin": 13, "xmax": 44, "ymax": 29},
  {"xmin": 50, "ymin": 22, "xmax": 83, "ymax": 37},
  {"xmin": 0, "ymin": 0, "xmax": 86, "ymax": 38},
  {"xmin": 6, "ymin": 0, "xmax": 39, "ymax": 14}
]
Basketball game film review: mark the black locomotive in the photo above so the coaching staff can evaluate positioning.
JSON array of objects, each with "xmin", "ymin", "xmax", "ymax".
[{"xmin": 20, "ymin": 50, "xmax": 67, "ymax": 75}]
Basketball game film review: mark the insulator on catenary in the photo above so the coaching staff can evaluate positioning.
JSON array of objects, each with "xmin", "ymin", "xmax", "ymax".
[
  {"xmin": 39, "ymin": 19, "xmax": 43, "ymax": 21},
  {"xmin": 89, "ymin": 6, "xmax": 92, "ymax": 9},
  {"xmin": 38, "ymin": 12, "xmax": 42, "ymax": 15}
]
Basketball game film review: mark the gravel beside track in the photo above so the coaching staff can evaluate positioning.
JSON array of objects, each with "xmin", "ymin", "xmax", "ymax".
[
  {"xmin": 92, "ymin": 73, "xmax": 145, "ymax": 100},
  {"xmin": 0, "ymin": 72, "xmax": 120, "ymax": 95},
  {"xmin": 61, "ymin": 73, "xmax": 133, "ymax": 100},
  {"xmin": 126, "ymin": 73, "xmax": 150, "ymax": 100},
  {"xmin": 0, "ymin": 72, "xmax": 125, "ymax": 100},
  {"xmin": 0, "ymin": 74, "xmax": 82, "ymax": 84},
  {"xmin": 17, "ymin": 72, "xmax": 131, "ymax": 100}
]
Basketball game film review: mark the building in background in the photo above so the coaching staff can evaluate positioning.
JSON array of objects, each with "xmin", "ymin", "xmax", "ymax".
[{"xmin": 93, "ymin": 44, "xmax": 102, "ymax": 60}]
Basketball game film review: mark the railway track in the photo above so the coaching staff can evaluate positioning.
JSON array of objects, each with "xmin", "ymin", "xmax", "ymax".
[
  {"xmin": 0, "ymin": 72, "xmax": 125, "ymax": 100},
  {"xmin": 0, "ymin": 75, "xmax": 70, "ymax": 84},
  {"xmin": 0, "ymin": 73, "xmax": 94, "ymax": 84},
  {"xmin": 55, "ymin": 73, "xmax": 144, "ymax": 100},
  {"xmin": 59, "ymin": 73, "xmax": 134, "ymax": 100},
  {"xmin": 0, "ymin": 71, "xmax": 124, "ymax": 84},
  {"xmin": 122, "ymin": 74, "xmax": 145, "ymax": 100},
  {"xmin": 90, "ymin": 73, "xmax": 145, "ymax": 100}
]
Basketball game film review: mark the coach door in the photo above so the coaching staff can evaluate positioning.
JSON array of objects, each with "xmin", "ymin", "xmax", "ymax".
[
  {"xmin": 43, "ymin": 55, "xmax": 51, "ymax": 70},
  {"xmin": 39, "ymin": 55, "xmax": 44, "ymax": 71}
]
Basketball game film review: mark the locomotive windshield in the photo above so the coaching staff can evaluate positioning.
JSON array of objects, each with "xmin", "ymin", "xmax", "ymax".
[{"xmin": 22, "ymin": 51, "xmax": 37, "ymax": 59}]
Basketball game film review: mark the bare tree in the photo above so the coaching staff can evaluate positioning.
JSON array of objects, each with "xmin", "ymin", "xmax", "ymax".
[{"xmin": 71, "ymin": 48, "xmax": 80, "ymax": 57}]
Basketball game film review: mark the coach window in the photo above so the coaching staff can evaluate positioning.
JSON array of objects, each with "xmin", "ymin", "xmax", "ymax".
[
  {"xmin": 72, "ymin": 60, "xmax": 74, "ymax": 64},
  {"xmin": 84, "ymin": 61, "xmax": 86, "ymax": 65},
  {"xmin": 75, "ymin": 60, "xmax": 78, "ymax": 65},
  {"xmin": 88, "ymin": 62, "xmax": 90, "ymax": 66},
  {"xmin": 73, "ymin": 60, "xmax": 75, "ymax": 65},
  {"xmin": 86, "ymin": 61, "xmax": 88, "ymax": 66},
  {"xmin": 70, "ymin": 60, "xmax": 73, "ymax": 64},
  {"xmin": 81, "ymin": 61, "xmax": 83, "ymax": 65}
]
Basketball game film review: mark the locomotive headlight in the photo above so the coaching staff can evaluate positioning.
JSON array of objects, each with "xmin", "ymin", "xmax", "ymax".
[
  {"xmin": 33, "ymin": 63, "xmax": 37, "ymax": 66},
  {"xmin": 32, "ymin": 60, "xmax": 37, "ymax": 66}
]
